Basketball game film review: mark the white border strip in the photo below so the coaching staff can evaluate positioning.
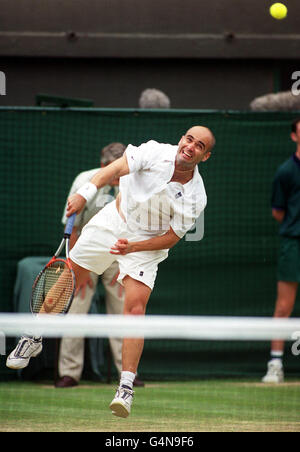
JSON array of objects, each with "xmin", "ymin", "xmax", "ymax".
[{"xmin": 0, "ymin": 314, "xmax": 300, "ymax": 341}]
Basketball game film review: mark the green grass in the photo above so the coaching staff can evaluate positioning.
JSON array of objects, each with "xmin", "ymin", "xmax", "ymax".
[{"xmin": 0, "ymin": 380, "xmax": 299, "ymax": 432}]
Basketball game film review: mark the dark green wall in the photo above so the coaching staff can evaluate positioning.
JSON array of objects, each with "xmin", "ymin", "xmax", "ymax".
[{"xmin": 1, "ymin": 108, "xmax": 299, "ymax": 379}]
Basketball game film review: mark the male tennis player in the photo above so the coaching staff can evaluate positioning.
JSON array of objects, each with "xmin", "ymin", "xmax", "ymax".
[
  {"xmin": 262, "ymin": 118, "xmax": 300, "ymax": 383},
  {"xmin": 64, "ymin": 125, "xmax": 215, "ymax": 417}
]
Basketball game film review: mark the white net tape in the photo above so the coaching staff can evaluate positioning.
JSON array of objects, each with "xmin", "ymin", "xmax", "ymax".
[{"xmin": 0, "ymin": 313, "xmax": 300, "ymax": 341}]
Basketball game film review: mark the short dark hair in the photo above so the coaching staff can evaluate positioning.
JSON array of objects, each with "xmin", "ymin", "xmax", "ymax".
[{"xmin": 291, "ymin": 118, "xmax": 300, "ymax": 133}]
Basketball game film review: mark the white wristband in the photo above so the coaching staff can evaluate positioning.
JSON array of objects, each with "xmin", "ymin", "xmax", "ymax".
[{"xmin": 76, "ymin": 182, "xmax": 97, "ymax": 202}]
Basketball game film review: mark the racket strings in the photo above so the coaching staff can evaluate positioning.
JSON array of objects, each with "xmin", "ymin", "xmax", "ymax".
[{"xmin": 32, "ymin": 261, "xmax": 74, "ymax": 314}]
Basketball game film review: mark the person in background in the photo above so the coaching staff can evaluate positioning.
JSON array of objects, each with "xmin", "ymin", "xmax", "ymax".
[
  {"xmin": 250, "ymin": 91, "xmax": 300, "ymax": 112},
  {"xmin": 138, "ymin": 88, "xmax": 171, "ymax": 109},
  {"xmin": 262, "ymin": 118, "xmax": 300, "ymax": 383}
]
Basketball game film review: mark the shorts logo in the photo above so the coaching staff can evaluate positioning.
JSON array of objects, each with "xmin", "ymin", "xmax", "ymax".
[{"xmin": 139, "ymin": 271, "xmax": 144, "ymax": 277}]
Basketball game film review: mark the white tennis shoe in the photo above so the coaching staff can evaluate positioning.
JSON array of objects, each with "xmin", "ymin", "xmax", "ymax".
[
  {"xmin": 6, "ymin": 336, "xmax": 43, "ymax": 369},
  {"xmin": 109, "ymin": 386, "xmax": 134, "ymax": 418},
  {"xmin": 262, "ymin": 359, "xmax": 284, "ymax": 383}
]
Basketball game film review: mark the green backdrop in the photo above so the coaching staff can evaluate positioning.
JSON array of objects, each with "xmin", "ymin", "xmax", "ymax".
[{"xmin": 0, "ymin": 108, "xmax": 299, "ymax": 380}]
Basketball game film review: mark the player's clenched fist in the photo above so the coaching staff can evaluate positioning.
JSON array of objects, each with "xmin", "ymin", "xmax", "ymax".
[
  {"xmin": 67, "ymin": 193, "xmax": 87, "ymax": 216},
  {"xmin": 110, "ymin": 239, "xmax": 133, "ymax": 255}
]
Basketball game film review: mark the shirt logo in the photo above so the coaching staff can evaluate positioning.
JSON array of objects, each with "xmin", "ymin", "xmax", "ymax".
[
  {"xmin": 139, "ymin": 271, "xmax": 144, "ymax": 277},
  {"xmin": 175, "ymin": 192, "xmax": 182, "ymax": 199}
]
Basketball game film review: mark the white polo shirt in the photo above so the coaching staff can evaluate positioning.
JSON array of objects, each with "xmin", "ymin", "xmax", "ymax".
[{"xmin": 119, "ymin": 140, "xmax": 207, "ymax": 238}]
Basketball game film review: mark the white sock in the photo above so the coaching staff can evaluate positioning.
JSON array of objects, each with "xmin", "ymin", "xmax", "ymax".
[
  {"xmin": 120, "ymin": 371, "xmax": 136, "ymax": 389},
  {"xmin": 270, "ymin": 351, "xmax": 283, "ymax": 363}
]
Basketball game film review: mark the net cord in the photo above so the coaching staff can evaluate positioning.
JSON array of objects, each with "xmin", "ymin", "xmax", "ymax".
[{"xmin": 0, "ymin": 314, "xmax": 300, "ymax": 341}]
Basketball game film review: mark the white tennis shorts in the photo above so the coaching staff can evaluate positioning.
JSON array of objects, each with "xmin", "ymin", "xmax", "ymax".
[{"xmin": 70, "ymin": 200, "xmax": 169, "ymax": 290}]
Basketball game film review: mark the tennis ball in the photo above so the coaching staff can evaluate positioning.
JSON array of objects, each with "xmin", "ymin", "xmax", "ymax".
[{"xmin": 269, "ymin": 3, "xmax": 287, "ymax": 20}]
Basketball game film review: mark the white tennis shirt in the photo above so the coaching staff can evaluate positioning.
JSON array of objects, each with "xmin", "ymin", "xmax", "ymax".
[{"xmin": 120, "ymin": 140, "xmax": 207, "ymax": 238}]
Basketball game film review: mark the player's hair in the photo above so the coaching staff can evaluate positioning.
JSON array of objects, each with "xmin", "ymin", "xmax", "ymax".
[
  {"xmin": 101, "ymin": 142, "xmax": 126, "ymax": 165},
  {"xmin": 291, "ymin": 118, "xmax": 300, "ymax": 133},
  {"xmin": 139, "ymin": 88, "xmax": 171, "ymax": 109}
]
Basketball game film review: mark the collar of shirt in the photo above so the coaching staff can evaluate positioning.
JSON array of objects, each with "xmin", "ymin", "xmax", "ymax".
[{"xmin": 122, "ymin": 141, "xmax": 203, "ymax": 203}]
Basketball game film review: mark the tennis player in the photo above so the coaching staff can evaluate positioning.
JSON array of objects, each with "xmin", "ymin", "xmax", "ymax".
[
  {"xmin": 262, "ymin": 118, "xmax": 300, "ymax": 383},
  {"xmin": 64, "ymin": 125, "xmax": 215, "ymax": 417}
]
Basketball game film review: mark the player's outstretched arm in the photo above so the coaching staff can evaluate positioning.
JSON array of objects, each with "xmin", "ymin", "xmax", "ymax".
[
  {"xmin": 67, "ymin": 155, "xmax": 130, "ymax": 216},
  {"xmin": 90, "ymin": 154, "xmax": 130, "ymax": 188}
]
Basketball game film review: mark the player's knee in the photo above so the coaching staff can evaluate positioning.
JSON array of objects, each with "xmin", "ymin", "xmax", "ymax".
[
  {"xmin": 131, "ymin": 304, "xmax": 146, "ymax": 316},
  {"xmin": 125, "ymin": 301, "xmax": 146, "ymax": 316}
]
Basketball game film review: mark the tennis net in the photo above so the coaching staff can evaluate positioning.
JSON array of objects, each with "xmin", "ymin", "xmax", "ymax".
[
  {"xmin": 1, "ymin": 313, "xmax": 300, "ymax": 340},
  {"xmin": 0, "ymin": 313, "xmax": 300, "ymax": 432}
]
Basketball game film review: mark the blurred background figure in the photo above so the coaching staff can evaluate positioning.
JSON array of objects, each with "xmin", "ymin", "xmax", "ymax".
[
  {"xmin": 262, "ymin": 118, "xmax": 300, "ymax": 383},
  {"xmin": 138, "ymin": 88, "xmax": 171, "ymax": 109},
  {"xmin": 250, "ymin": 91, "xmax": 300, "ymax": 112}
]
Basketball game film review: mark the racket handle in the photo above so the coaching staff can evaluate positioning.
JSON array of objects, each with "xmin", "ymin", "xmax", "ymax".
[{"xmin": 64, "ymin": 213, "xmax": 76, "ymax": 237}]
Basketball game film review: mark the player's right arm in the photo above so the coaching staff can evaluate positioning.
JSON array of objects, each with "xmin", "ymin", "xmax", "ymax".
[
  {"xmin": 90, "ymin": 154, "xmax": 130, "ymax": 187},
  {"xmin": 66, "ymin": 155, "xmax": 129, "ymax": 216}
]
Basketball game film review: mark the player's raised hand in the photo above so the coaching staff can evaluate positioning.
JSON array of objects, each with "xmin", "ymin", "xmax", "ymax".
[
  {"xmin": 110, "ymin": 239, "xmax": 133, "ymax": 255},
  {"xmin": 67, "ymin": 193, "xmax": 86, "ymax": 216}
]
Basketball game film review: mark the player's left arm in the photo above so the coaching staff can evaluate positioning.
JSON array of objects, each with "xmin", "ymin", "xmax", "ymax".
[{"xmin": 110, "ymin": 227, "xmax": 181, "ymax": 255}]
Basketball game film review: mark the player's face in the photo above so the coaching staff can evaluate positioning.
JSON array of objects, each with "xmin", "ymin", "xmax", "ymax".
[{"xmin": 177, "ymin": 127, "xmax": 211, "ymax": 169}]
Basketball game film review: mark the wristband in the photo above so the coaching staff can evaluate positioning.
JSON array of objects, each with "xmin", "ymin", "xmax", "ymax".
[{"xmin": 76, "ymin": 182, "xmax": 97, "ymax": 202}]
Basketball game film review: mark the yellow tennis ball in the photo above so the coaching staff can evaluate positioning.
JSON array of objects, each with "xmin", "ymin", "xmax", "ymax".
[{"xmin": 269, "ymin": 3, "xmax": 287, "ymax": 19}]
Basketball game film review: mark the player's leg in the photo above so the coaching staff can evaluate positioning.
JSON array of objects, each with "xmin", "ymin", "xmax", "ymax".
[
  {"xmin": 102, "ymin": 262, "xmax": 145, "ymax": 386},
  {"xmin": 262, "ymin": 281, "xmax": 298, "ymax": 383},
  {"xmin": 101, "ymin": 262, "xmax": 124, "ymax": 376},
  {"xmin": 121, "ymin": 275, "xmax": 151, "ymax": 373},
  {"xmin": 56, "ymin": 272, "xmax": 99, "ymax": 387},
  {"xmin": 109, "ymin": 276, "xmax": 151, "ymax": 418}
]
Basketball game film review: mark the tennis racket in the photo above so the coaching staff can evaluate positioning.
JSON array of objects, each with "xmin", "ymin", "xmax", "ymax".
[{"xmin": 30, "ymin": 214, "xmax": 76, "ymax": 315}]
